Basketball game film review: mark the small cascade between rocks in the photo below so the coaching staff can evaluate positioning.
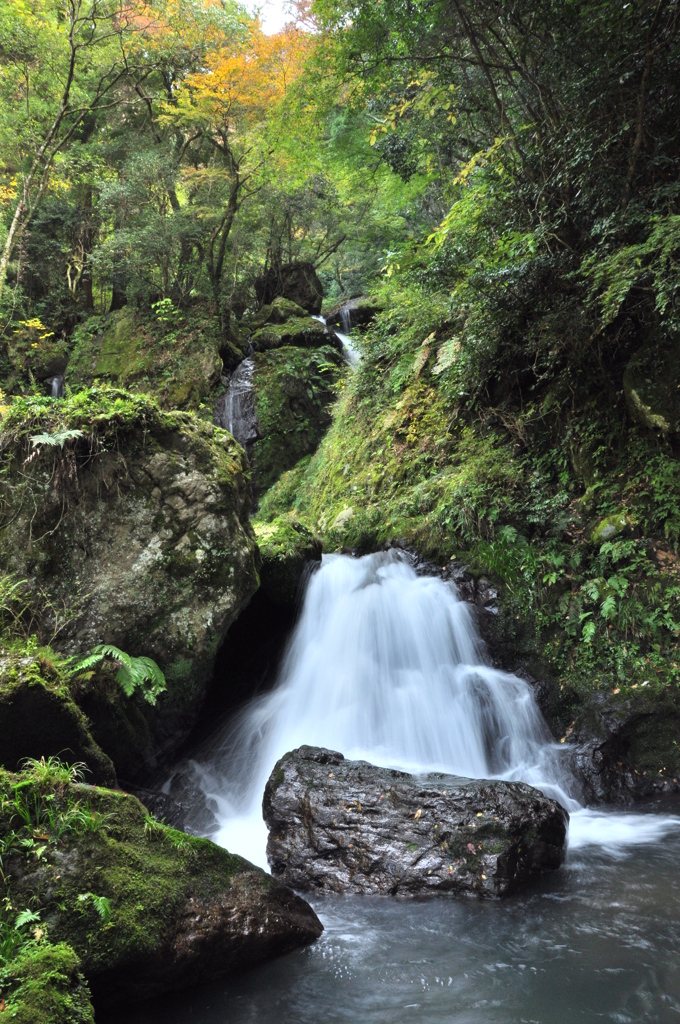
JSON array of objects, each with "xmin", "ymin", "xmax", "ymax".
[
  {"xmin": 185, "ymin": 550, "xmax": 679, "ymax": 869},
  {"xmin": 314, "ymin": 311, "xmax": 360, "ymax": 365}
]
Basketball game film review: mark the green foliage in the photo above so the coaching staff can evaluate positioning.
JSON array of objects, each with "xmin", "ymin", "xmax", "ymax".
[
  {"xmin": 29, "ymin": 429, "xmax": 84, "ymax": 449},
  {"xmin": 71, "ymin": 645, "xmax": 166, "ymax": 705},
  {"xmin": 76, "ymin": 893, "xmax": 112, "ymax": 927}
]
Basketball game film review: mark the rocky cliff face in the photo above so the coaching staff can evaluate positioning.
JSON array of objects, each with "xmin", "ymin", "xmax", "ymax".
[
  {"xmin": 263, "ymin": 746, "xmax": 568, "ymax": 897},
  {"xmin": 0, "ymin": 387, "xmax": 259, "ymax": 776}
]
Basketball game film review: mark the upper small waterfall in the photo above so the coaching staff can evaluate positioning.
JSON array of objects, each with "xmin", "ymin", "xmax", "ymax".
[{"xmin": 186, "ymin": 550, "xmax": 679, "ymax": 867}]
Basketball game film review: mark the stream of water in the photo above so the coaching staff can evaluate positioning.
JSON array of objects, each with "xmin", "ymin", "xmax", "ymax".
[{"xmin": 122, "ymin": 550, "xmax": 680, "ymax": 1023}]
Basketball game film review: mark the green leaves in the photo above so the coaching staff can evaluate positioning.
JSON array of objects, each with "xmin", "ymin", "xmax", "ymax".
[
  {"xmin": 29, "ymin": 428, "xmax": 83, "ymax": 449},
  {"xmin": 77, "ymin": 893, "xmax": 112, "ymax": 927},
  {"xmin": 70, "ymin": 645, "xmax": 166, "ymax": 705}
]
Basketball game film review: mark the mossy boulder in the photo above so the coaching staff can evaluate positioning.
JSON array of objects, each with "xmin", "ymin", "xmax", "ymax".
[
  {"xmin": 66, "ymin": 308, "xmax": 223, "ymax": 411},
  {"xmin": 589, "ymin": 509, "xmax": 634, "ymax": 544},
  {"xmin": 254, "ymin": 261, "xmax": 324, "ymax": 314},
  {"xmin": 0, "ymin": 769, "xmax": 323, "ymax": 1006},
  {"xmin": 250, "ymin": 316, "xmax": 330, "ymax": 353},
  {"xmin": 254, "ymin": 515, "xmax": 321, "ymax": 607},
  {"xmin": 1, "ymin": 942, "xmax": 94, "ymax": 1024},
  {"xmin": 215, "ymin": 346, "xmax": 344, "ymax": 498},
  {"xmin": 623, "ymin": 337, "xmax": 680, "ymax": 436},
  {"xmin": 0, "ymin": 651, "xmax": 115, "ymax": 786},
  {"xmin": 0, "ymin": 387, "xmax": 259, "ymax": 774},
  {"xmin": 250, "ymin": 296, "xmax": 308, "ymax": 327}
]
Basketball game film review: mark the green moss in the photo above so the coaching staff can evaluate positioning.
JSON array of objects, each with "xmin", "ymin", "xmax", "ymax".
[
  {"xmin": 0, "ymin": 766, "xmax": 288, "ymax": 1004},
  {"xmin": 250, "ymin": 345, "xmax": 344, "ymax": 495},
  {"xmin": 0, "ymin": 646, "xmax": 115, "ymax": 785},
  {"xmin": 253, "ymin": 515, "xmax": 320, "ymax": 607},
  {"xmin": 250, "ymin": 317, "xmax": 328, "ymax": 352},
  {"xmin": 66, "ymin": 307, "xmax": 223, "ymax": 411},
  {"xmin": 2, "ymin": 942, "xmax": 94, "ymax": 1024}
]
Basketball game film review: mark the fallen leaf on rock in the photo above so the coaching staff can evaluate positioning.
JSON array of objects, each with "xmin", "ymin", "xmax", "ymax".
[
  {"xmin": 414, "ymin": 808, "xmax": 422, "ymax": 820},
  {"xmin": 467, "ymin": 843, "xmax": 476, "ymax": 854}
]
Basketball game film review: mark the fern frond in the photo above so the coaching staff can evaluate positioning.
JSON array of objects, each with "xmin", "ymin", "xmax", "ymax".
[
  {"xmin": 30, "ymin": 428, "xmax": 84, "ymax": 449},
  {"xmin": 68, "ymin": 644, "xmax": 166, "ymax": 704}
]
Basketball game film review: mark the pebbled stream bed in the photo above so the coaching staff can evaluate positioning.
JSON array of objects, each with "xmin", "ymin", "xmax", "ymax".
[{"xmin": 106, "ymin": 811, "xmax": 680, "ymax": 1024}]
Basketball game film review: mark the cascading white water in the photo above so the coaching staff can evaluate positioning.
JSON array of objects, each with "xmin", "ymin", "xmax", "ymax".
[
  {"xmin": 189, "ymin": 550, "xmax": 679, "ymax": 868},
  {"xmin": 313, "ymin": 313, "xmax": 360, "ymax": 365}
]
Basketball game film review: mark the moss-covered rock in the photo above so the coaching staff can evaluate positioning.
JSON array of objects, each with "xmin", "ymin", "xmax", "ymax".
[
  {"xmin": 250, "ymin": 297, "xmax": 308, "ymax": 327},
  {"xmin": 0, "ymin": 650, "xmax": 115, "ymax": 786},
  {"xmin": 66, "ymin": 308, "xmax": 223, "ymax": 411},
  {"xmin": 2, "ymin": 942, "xmax": 94, "ymax": 1024},
  {"xmin": 624, "ymin": 336, "xmax": 680, "ymax": 436},
  {"xmin": 215, "ymin": 346, "xmax": 344, "ymax": 498},
  {"xmin": 250, "ymin": 316, "xmax": 330, "ymax": 353},
  {"xmin": 589, "ymin": 509, "xmax": 634, "ymax": 544},
  {"xmin": 0, "ymin": 769, "xmax": 322, "ymax": 1005},
  {"xmin": 0, "ymin": 387, "xmax": 259, "ymax": 774},
  {"xmin": 254, "ymin": 515, "xmax": 321, "ymax": 607}
]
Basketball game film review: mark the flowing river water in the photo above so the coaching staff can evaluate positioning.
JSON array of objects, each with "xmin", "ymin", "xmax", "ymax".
[{"xmin": 121, "ymin": 551, "xmax": 680, "ymax": 1023}]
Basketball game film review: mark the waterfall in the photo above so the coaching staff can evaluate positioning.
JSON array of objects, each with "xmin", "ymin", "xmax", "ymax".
[
  {"xmin": 314, "ymin": 313, "xmax": 360, "ymax": 366},
  {"xmin": 186, "ymin": 551, "xmax": 679, "ymax": 868},
  {"xmin": 50, "ymin": 375, "xmax": 64, "ymax": 399}
]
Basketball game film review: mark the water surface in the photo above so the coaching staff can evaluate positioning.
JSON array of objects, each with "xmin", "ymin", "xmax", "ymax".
[{"xmin": 111, "ymin": 818, "xmax": 680, "ymax": 1024}]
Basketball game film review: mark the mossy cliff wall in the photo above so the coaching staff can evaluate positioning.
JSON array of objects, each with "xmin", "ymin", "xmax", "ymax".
[
  {"xmin": 256, "ymin": 290, "xmax": 680, "ymax": 802},
  {"xmin": 0, "ymin": 387, "xmax": 259, "ymax": 774}
]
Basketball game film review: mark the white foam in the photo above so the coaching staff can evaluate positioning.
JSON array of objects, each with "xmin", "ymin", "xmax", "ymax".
[{"xmin": 190, "ymin": 551, "xmax": 675, "ymax": 865}]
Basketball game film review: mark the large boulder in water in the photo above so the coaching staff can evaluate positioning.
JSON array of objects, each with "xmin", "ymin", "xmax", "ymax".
[
  {"xmin": 0, "ymin": 387, "xmax": 259, "ymax": 776},
  {"xmin": 263, "ymin": 747, "xmax": 568, "ymax": 897}
]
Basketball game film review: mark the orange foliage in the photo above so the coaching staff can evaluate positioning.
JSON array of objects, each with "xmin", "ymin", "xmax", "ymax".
[{"xmin": 182, "ymin": 21, "xmax": 313, "ymax": 132}]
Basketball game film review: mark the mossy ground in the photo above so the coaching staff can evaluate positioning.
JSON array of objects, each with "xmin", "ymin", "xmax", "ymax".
[{"xmin": 1, "ymin": 942, "xmax": 94, "ymax": 1024}]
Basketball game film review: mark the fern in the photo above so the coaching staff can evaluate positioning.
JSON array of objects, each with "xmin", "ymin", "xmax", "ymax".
[
  {"xmin": 30, "ymin": 428, "xmax": 84, "ymax": 449},
  {"xmin": 14, "ymin": 909, "xmax": 40, "ymax": 930},
  {"xmin": 70, "ymin": 644, "xmax": 166, "ymax": 705},
  {"xmin": 77, "ymin": 892, "xmax": 112, "ymax": 927}
]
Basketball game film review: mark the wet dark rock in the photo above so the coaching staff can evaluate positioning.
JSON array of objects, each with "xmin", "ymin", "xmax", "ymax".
[
  {"xmin": 255, "ymin": 261, "xmax": 324, "ymax": 314},
  {"xmin": 566, "ymin": 690, "xmax": 680, "ymax": 804},
  {"xmin": 263, "ymin": 746, "xmax": 568, "ymax": 898},
  {"xmin": 323, "ymin": 296, "xmax": 384, "ymax": 330}
]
